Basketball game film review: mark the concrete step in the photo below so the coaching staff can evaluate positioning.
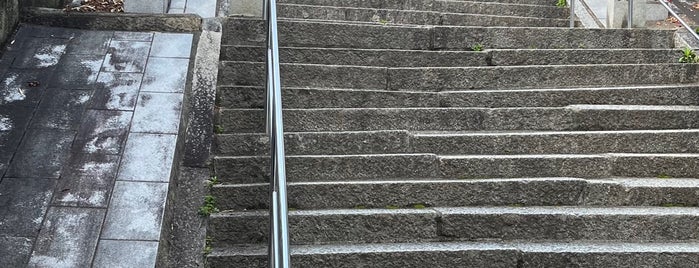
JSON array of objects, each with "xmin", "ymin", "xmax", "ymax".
[
  {"xmin": 220, "ymin": 47, "xmax": 679, "ymax": 67},
  {"xmin": 277, "ymin": 4, "xmax": 573, "ymax": 27},
  {"xmin": 214, "ymin": 129, "xmax": 699, "ymax": 156},
  {"xmin": 278, "ymin": 0, "xmax": 560, "ymax": 9},
  {"xmin": 216, "ymin": 106, "xmax": 699, "ymax": 133},
  {"xmin": 207, "ymin": 206, "xmax": 699, "ymax": 246},
  {"xmin": 212, "ymin": 178, "xmax": 699, "ymax": 211},
  {"xmin": 217, "ymin": 85, "xmax": 699, "ymax": 109},
  {"xmin": 223, "ymin": 18, "xmax": 675, "ymax": 49},
  {"xmin": 206, "ymin": 241, "xmax": 699, "ymax": 268},
  {"xmin": 276, "ymin": 0, "xmax": 570, "ymax": 18},
  {"xmin": 213, "ymin": 153, "xmax": 699, "ymax": 183},
  {"xmin": 218, "ymin": 62, "xmax": 698, "ymax": 91}
]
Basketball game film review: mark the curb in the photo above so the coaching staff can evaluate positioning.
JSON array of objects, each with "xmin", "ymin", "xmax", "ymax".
[{"xmin": 21, "ymin": 7, "xmax": 202, "ymax": 32}]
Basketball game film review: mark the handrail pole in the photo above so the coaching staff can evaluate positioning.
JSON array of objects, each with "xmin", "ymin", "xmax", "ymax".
[
  {"xmin": 265, "ymin": 0, "xmax": 291, "ymax": 265},
  {"xmin": 658, "ymin": 0, "xmax": 699, "ymax": 42},
  {"xmin": 628, "ymin": 0, "xmax": 633, "ymax": 28},
  {"xmin": 570, "ymin": 0, "xmax": 575, "ymax": 28}
]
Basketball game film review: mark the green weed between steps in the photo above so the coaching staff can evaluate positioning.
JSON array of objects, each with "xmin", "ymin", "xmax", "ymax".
[
  {"xmin": 471, "ymin": 44, "xmax": 484, "ymax": 51},
  {"xmin": 207, "ymin": 176, "xmax": 220, "ymax": 188},
  {"xmin": 556, "ymin": 0, "xmax": 567, "ymax": 7},
  {"xmin": 661, "ymin": 203, "xmax": 687, "ymax": 207},
  {"xmin": 199, "ymin": 195, "xmax": 219, "ymax": 217},
  {"xmin": 379, "ymin": 19, "xmax": 389, "ymax": 25},
  {"xmin": 203, "ymin": 236, "xmax": 213, "ymax": 257},
  {"xmin": 213, "ymin": 125, "xmax": 224, "ymax": 134},
  {"xmin": 679, "ymin": 47, "xmax": 699, "ymax": 63},
  {"xmin": 657, "ymin": 173, "xmax": 672, "ymax": 179}
]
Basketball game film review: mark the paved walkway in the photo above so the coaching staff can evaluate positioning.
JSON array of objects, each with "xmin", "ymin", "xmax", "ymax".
[{"xmin": 0, "ymin": 24, "xmax": 193, "ymax": 267}]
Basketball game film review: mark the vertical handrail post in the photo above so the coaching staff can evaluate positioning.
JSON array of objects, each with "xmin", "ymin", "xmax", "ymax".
[
  {"xmin": 628, "ymin": 0, "xmax": 633, "ymax": 28},
  {"xmin": 570, "ymin": 0, "xmax": 575, "ymax": 28}
]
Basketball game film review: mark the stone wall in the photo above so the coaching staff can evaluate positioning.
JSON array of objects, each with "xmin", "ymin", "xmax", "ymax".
[{"xmin": 0, "ymin": 0, "xmax": 20, "ymax": 47}]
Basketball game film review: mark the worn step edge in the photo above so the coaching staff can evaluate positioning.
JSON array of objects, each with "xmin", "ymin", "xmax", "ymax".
[
  {"xmin": 207, "ymin": 206, "xmax": 699, "ymax": 245},
  {"xmin": 213, "ymin": 153, "xmax": 699, "ymax": 183},
  {"xmin": 217, "ymin": 84, "xmax": 699, "ymax": 109},
  {"xmin": 214, "ymin": 128, "xmax": 699, "ymax": 156},
  {"xmin": 206, "ymin": 241, "xmax": 699, "ymax": 268},
  {"xmin": 220, "ymin": 46, "xmax": 680, "ymax": 67},
  {"xmin": 212, "ymin": 177, "xmax": 699, "ymax": 210}
]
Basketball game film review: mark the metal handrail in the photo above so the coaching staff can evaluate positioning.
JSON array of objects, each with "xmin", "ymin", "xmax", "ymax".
[
  {"xmin": 263, "ymin": 0, "xmax": 291, "ymax": 266},
  {"xmin": 657, "ymin": 0, "xmax": 699, "ymax": 42}
]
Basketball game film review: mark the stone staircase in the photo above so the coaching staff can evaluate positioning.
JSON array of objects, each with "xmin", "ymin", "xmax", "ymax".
[{"xmin": 208, "ymin": 0, "xmax": 699, "ymax": 266}]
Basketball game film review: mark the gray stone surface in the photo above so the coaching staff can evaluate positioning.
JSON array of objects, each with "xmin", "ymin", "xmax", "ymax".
[
  {"xmin": 101, "ymin": 40, "xmax": 151, "ymax": 73},
  {"xmin": 141, "ymin": 58, "xmax": 190, "ymax": 93},
  {"xmin": 113, "ymin": 31, "xmax": 153, "ymax": 42},
  {"xmin": 0, "ymin": 236, "xmax": 33, "ymax": 267},
  {"xmin": 223, "ymin": 18, "xmax": 676, "ymax": 49},
  {"xmin": 184, "ymin": 0, "xmax": 217, "ymax": 18},
  {"xmin": 52, "ymin": 154, "xmax": 120, "ymax": 208},
  {"xmin": 93, "ymin": 240, "xmax": 159, "ymax": 268},
  {"xmin": 0, "ymin": 0, "xmax": 19, "ymax": 47},
  {"xmin": 65, "ymin": 30, "xmax": 113, "ymax": 55},
  {"xmin": 0, "ymin": 69, "xmax": 50, "ymax": 107},
  {"xmin": 22, "ymin": 8, "xmax": 203, "ymax": 32},
  {"xmin": 50, "ymin": 53, "xmax": 104, "ymax": 88},
  {"xmin": 101, "ymin": 181, "xmax": 168, "ymax": 240},
  {"xmin": 130, "ymin": 92, "xmax": 183, "ymax": 133},
  {"xmin": 220, "ymin": 46, "xmax": 488, "ymax": 67},
  {"xmin": 150, "ymin": 33, "xmax": 193, "ymax": 58},
  {"xmin": 91, "ymin": 72, "xmax": 143, "ymax": 111},
  {"xmin": 72, "ymin": 110, "xmax": 133, "ymax": 155},
  {"xmin": 209, "ymin": 1, "xmax": 699, "ymax": 267},
  {"xmin": 0, "ymin": 25, "xmax": 194, "ymax": 267},
  {"xmin": 117, "ymin": 133, "xmax": 177, "ymax": 182},
  {"xmin": 124, "ymin": 0, "xmax": 167, "ymax": 13},
  {"xmin": 28, "ymin": 207, "xmax": 105, "ymax": 267},
  {"xmin": 276, "ymin": 4, "xmax": 572, "ymax": 27},
  {"xmin": 6, "ymin": 130, "xmax": 75, "ymax": 178},
  {"xmin": 214, "ymin": 154, "xmax": 439, "ymax": 183},
  {"xmin": 11, "ymin": 38, "xmax": 68, "ymax": 68},
  {"xmin": 157, "ymin": 167, "xmax": 208, "ymax": 268},
  {"xmin": 0, "ymin": 178, "xmax": 54, "ymax": 237},
  {"xmin": 209, "ymin": 209, "xmax": 439, "ymax": 246},
  {"xmin": 183, "ymin": 29, "xmax": 220, "ymax": 167}
]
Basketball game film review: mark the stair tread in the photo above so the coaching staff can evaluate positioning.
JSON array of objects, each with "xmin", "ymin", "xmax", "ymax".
[
  {"xmin": 214, "ymin": 177, "xmax": 699, "ymax": 188},
  {"xmin": 211, "ymin": 241, "xmax": 699, "ymax": 256}
]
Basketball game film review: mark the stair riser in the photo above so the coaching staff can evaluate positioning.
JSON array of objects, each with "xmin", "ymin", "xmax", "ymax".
[
  {"xmin": 213, "ymin": 179, "xmax": 589, "ymax": 210},
  {"xmin": 442, "ymin": 155, "xmax": 699, "ymax": 179},
  {"xmin": 218, "ymin": 62, "xmax": 699, "ymax": 91},
  {"xmin": 278, "ymin": 4, "xmax": 571, "ymax": 26},
  {"xmin": 390, "ymin": 64, "xmax": 699, "ymax": 91},
  {"xmin": 214, "ymin": 180, "xmax": 699, "ymax": 211},
  {"xmin": 215, "ymin": 131, "xmax": 411, "ymax": 156},
  {"xmin": 215, "ymin": 131, "xmax": 699, "ymax": 156},
  {"xmin": 440, "ymin": 214, "xmax": 699, "ymax": 241},
  {"xmin": 214, "ymin": 155, "xmax": 699, "ymax": 183},
  {"xmin": 208, "ymin": 211, "xmax": 438, "ymax": 246},
  {"xmin": 216, "ymin": 108, "xmax": 699, "ymax": 133},
  {"xmin": 220, "ymin": 46, "xmax": 487, "ymax": 67},
  {"xmin": 218, "ymin": 86, "xmax": 699, "ymax": 109},
  {"xmin": 278, "ymin": 0, "xmax": 557, "ymax": 9},
  {"xmin": 436, "ymin": 1, "xmax": 568, "ymax": 19},
  {"xmin": 208, "ymin": 211, "xmax": 699, "ymax": 245},
  {"xmin": 223, "ymin": 19, "xmax": 675, "ymax": 49},
  {"xmin": 221, "ymin": 47, "xmax": 678, "ymax": 66},
  {"xmin": 207, "ymin": 251, "xmax": 699, "ymax": 268},
  {"xmin": 214, "ymin": 154, "xmax": 438, "ymax": 183},
  {"xmin": 207, "ymin": 249, "xmax": 520, "ymax": 268}
]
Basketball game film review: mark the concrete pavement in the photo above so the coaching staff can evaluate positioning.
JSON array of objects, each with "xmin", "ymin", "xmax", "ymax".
[{"xmin": 0, "ymin": 24, "xmax": 193, "ymax": 267}]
